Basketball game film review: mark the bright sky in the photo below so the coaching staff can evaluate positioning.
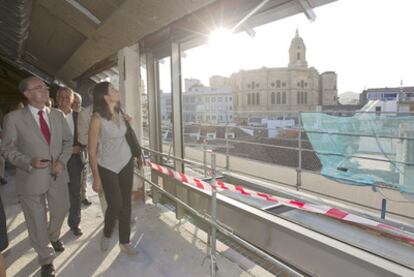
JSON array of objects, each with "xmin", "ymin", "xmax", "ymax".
[{"xmin": 160, "ymin": 0, "xmax": 414, "ymax": 94}]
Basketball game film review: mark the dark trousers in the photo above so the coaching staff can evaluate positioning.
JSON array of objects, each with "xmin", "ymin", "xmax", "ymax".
[
  {"xmin": 98, "ymin": 159, "xmax": 133, "ymax": 244},
  {"xmin": 67, "ymin": 154, "xmax": 83, "ymax": 229}
]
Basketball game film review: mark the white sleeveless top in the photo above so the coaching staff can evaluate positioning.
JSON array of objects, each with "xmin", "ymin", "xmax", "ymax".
[{"xmin": 97, "ymin": 114, "xmax": 132, "ymax": 173}]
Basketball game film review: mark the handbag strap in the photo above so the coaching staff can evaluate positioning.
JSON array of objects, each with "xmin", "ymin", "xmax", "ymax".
[
  {"xmin": 119, "ymin": 109, "xmax": 131, "ymax": 129},
  {"xmin": 119, "ymin": 109, "xmax": 145, "ymax": 164}
]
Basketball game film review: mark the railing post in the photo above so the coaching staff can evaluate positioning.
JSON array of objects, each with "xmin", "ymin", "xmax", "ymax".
[
  {"xmin": 381, "ymin": 198, "xmax": 387, "ymax": 220},
  {"xmin": 210, "ymin": 152, "xmax": 218, "ymax": 277},
  {"xmin": 203, "ymin": 139, "xmax": 208, "ymax": 177},
  {"xmin": 225, "ymin": 125, "xmax": 230, "ymax": 169},
  {"xmin": 297, "ymin": 112, "xmax": 302, "ymax": 191}
]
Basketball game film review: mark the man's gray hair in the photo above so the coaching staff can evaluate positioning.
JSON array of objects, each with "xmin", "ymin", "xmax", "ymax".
[
  {"xmin": 18, "ymin": 76, "xmax": 42, "ymax": 93},
  {"xmin": 73, "ymin": 92, "xmax": 82, "ymax": 101}
]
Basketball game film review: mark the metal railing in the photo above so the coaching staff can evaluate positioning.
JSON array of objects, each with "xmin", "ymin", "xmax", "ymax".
[{"xmin": 136, "ymin": 149, "xmax": 304, "ymax": 277}]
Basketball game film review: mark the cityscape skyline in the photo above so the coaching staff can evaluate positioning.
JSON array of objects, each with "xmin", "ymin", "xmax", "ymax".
[{"xmin": 157, "ymin": 0, "xmax": 414, "ymax": 95}]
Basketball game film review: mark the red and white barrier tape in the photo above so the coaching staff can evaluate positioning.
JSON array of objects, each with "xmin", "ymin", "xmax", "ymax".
[{"xmin": 146, "ymin": 161, "xmax": 414, "ymax": 245}]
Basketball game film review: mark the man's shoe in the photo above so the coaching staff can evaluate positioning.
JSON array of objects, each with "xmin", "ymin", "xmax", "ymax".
[
  {"xmin": 50, "ymin": 239, "xmax": 65, "ymax": 252},
  {"xmin": 41, "ymin": 263, "xmax": 55, "ymax": 277},
  {"xmin": 71, "ymin": 227, "xmax": 83, "ymax": 236},
  {"xmin": 0, "ymin": 178, "xmax": 7, "ymax": 185},
  {"xmin": 81, "ymin": 198, "xmax": 92, "ymax": 206}
]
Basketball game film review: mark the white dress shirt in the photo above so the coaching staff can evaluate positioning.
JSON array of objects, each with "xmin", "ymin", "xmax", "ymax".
[{"xmin": 28, "ymin": 105, "xmax": 50, "ymax": 128}]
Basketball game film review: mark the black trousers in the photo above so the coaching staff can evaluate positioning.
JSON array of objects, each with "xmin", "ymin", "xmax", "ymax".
[
  {"xmin": 98, "ymin": 159, "xmax": 133, "ymax": 244},
  {"xmin": 67, "ymin": 154, "xmax": 83, "ymax": 229},
  {"xmin": 0, "ymin": 195, "xmax": 8, "ymax": 251}
]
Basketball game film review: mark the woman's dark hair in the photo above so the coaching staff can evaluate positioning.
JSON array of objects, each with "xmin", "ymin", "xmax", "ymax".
[{"xmin": 92, "ymin": 82, "xmax": 119, "ymax": 120}]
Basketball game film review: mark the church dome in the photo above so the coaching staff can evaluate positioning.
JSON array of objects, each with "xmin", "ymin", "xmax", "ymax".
[{"xmin": 288, "ymin": 29, "xmax": 307, "ymax": 68}]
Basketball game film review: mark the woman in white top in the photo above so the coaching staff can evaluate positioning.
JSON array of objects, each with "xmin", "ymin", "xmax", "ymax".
[{"xmin": 88, "ymin": 82, "xmax": 138, "ymax": 255}]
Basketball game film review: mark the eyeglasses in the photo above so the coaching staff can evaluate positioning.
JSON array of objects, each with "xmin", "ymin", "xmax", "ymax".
[{"xmin": 28, "ymin": 85, "xmax": 49, "ymax": 91}]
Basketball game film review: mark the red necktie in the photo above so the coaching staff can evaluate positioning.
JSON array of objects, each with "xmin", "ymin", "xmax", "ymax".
[{"xmin": 38, "ymin": 110, "xmax": 51, "ymax": 144}]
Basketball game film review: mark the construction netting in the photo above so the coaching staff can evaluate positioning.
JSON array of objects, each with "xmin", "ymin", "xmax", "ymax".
[{"xmin": 301, "ymin": 113, "xmax": 414, "ymax": 198}]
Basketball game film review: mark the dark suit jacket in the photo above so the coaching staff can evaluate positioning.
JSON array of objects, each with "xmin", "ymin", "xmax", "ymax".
[{"xmin": 72, "ymin": 111, "xmax": 81, "ymax": 147}]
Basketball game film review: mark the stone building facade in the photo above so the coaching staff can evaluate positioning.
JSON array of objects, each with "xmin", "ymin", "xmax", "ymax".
[
  {"xmin": 228, "ymin": 30, "xmax": 337, "ymax": 119},
  {"xmin": 161, "ymin": 79, "xmax": 233, "ymax": 124}
]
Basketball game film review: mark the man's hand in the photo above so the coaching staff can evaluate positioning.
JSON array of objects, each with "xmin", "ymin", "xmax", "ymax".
[
  {"xmin": 31, "ymin": 158, "xmax": 50, "ymax": 169},
  {"xmin": 72, "ymin": 145, "xmax": 81, "ymax": 154},
  {"xmin": 52, "ymin": 160, "xmax": 65, "ymax": 176}
]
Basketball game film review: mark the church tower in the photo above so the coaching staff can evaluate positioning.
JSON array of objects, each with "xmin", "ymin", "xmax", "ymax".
[{"xmin": 288, "ymin": 29, "xmax": 307, "ymax": 68}]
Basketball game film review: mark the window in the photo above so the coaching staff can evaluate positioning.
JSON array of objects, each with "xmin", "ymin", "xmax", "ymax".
[
  {"xmin": 256, "ymin": 83, "xmax": 259, "ymax": 88},
  {"xmin": 207, "ymin": 133, "xmax": 216, "ymax": 140},
  {"xmin": 248, "ymin": 93, "xmax": 251, "ymax": 105},
  {"xmin": 229, "ymin": 97, "xmax": 232, "ymax": 101},
  {"xmin": 252, "ymin": 93, "xmax": 255, "ymax": 105},
  {"xmin": 277, "ymin": 92, "xmax": 281, "ymax": 104},
  {"xmin": 271, "ymin": 92, "xmax": 275, "ymax": 104},
  {"xmin": 297, "ymin": 91, "xmax": 307, "ymax": 104},
  {"xmin": 297, "ymin": 52, "xmax": 300, "ymax": 60},
  {"xmin": 256, "ymin": 93, "xmax": 260, "ymax": 104},
  {"xmin": 297, "ymin": 91, "xmax": 300, "ymax": 104},
  {"xmin": 282, "ymin": 92, "xmax": 286, "ymax": 104},
  {"xmin": 271, "ymin": 82, "xmax": 275, "ymax": 87},
  {"xmin": 282, "ymin": 82, "xmax": 286, "ymax": 87},
  {"xmin": 247, "ymin": 84, "xmax": 251, "ymax": 89},
  {"xmin": 276, "ymin": 80, "xmax": 281, "ymax": 88},
  {"xmin": 301, "ymin": 80, "xmax": 304, "ymax": 88}
]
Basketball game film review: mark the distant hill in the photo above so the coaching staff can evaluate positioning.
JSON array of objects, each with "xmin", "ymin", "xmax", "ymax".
[{"xmin": 338, "ymin": 91, "xmax": 360, "ymax": 105}]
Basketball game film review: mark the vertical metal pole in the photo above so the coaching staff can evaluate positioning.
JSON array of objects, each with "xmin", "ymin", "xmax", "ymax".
[
  {"xmin": 225, "ymin": 125, "xmax": 229, "ymax": 169},
  {"xmin": 171, "ymin": 41, "xmax": 184, "ymax": 173},
  {"xmin": 297, "ymin": 112, "xmax": 302, "ymax": 191},
  {"xmin": 146, "ymin": 52, "xmax": 162, "ymax": 165},
  {"xmin": 381, "ymin": 198, "xmax": 387, "ymax": 220},
  {"xmin": 210, "ymin": 152, "xmax": 217, "ymax": 277},
  {"xmin": 171, "ymin": 41, "xmax": 185, "ymax": 220}
]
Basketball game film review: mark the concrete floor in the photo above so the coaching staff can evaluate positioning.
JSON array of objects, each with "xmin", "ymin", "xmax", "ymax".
[{"xmin": 1, "ymin": 170, "xmax": 268, "ymax": 277}]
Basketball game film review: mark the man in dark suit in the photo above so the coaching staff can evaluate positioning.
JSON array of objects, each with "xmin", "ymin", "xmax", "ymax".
[
  {"xmin": 1, "ymin": 76, "xmax": 72, "ymax": 277},
  {"xmin": 56, "ymin": 87, "xmax": 83, "ymax": 237}
]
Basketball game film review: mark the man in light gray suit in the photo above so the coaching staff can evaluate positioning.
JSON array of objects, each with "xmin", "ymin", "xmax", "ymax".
[{"xmin": 0, "ymin": 76, "xmax": 72, "ymax": 277}]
